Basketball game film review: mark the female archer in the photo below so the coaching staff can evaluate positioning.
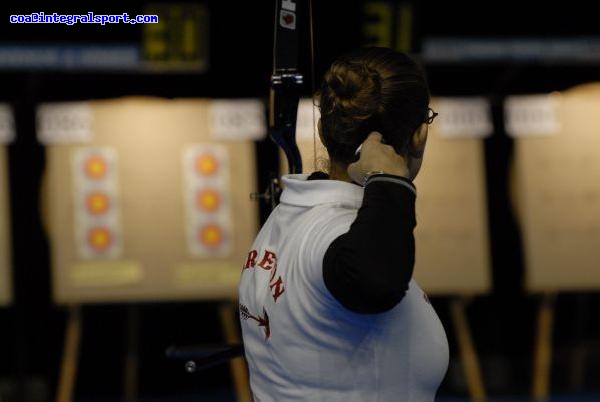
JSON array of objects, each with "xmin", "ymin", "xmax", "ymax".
[{"xmin": 239, "ymin": 46, "xmax": 448, "ymax": 402}]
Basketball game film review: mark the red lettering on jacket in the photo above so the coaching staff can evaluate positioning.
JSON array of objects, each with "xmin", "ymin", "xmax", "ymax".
[
  {"xmin": 243, "ymin": 248, "xmax": 286, "ymax": 302},
  {"xmin": 258, "ymin": 250, "xmax": 277, "ymax": 270},
  {"xmin": 244, "ymin": 250, "xmax": 258, "ymax": 269},
  {"xmin": 269, "ymin": 276, "xmax": 285, "ymax": 302}
]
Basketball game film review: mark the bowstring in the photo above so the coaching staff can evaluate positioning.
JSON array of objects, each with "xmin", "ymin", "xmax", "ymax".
[{"xmin": 309, "ymin": 0, "xmax": 317, "ymax": 172}]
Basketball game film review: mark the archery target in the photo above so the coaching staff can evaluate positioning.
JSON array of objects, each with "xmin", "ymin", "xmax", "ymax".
[
  {"xmin": 411, "ymin": 97, "xmax": 491, "ymax": 295},
  {"xmin": 183, "ymin": 144, "xmax": 233, "ymax": 257},
  {"xmin": 509, "ymin": 85, "xmax": 600, "ymax": 292},
  {"xmin": 43, "ymin": 98, "xmax": 258, "ymax": 303},
  {"xmin": 72, "ymin": 147, "xmax": 123, "ymax": 259}
]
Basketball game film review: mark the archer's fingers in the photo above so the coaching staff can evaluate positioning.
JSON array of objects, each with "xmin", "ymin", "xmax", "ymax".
[
  {"xmin": 355, "ymin": 132, "xmax": 383, "ymax": 156},
  {"xmin": 364, "ymin": 132, "xmax": 383, "ymax": 146}
]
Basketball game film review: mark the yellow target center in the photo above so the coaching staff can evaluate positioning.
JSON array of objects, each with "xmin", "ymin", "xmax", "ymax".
[
  {"xmin": 195, "ymin": 154, "xmax": 219, "ymax": 176},
  {"xmin": 88, "ymin": 228, "xmax": 112, "ymax": 251},
  {"xmin": 199, "ymin": 224, "xmax": 223, "ymax": 248},
  {"xmin": 86, "ymin": 192, "xmax": 110, "ymax": 215},
  {"xmin": 85, "ymin": 156, "xmax": 108, "ymax": 179},
  {"xmin": 197, "ymin": 189, "xmax": 220, "ymax": 212}
]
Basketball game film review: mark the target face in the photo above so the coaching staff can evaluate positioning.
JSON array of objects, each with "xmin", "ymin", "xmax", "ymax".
[
  {"xmin": 85, "ymin": 191, "xmax": 110, "ymax": 215},
  {"xmin": 183, "ymin": 144, "xmax": 232, "ymax": 257},
  {"xmin": 198, "ymin": 224, "xmax": 224, "ymax": 248},
  {"xmin": 73, "ymin": 147, "xmax": 122, "ymax": 259},
  {"xmin": 84, "ymin": 155, "xmax": 108, "ymax": 180},
  {"xmin": 196, "ymin": 189, "xmax": 221, "ymax": 212},
  {"xmin": 195, "ymin": 153, "xmax": 219, "ymax": 177},
  {"xmin": 87, "ymin": 227, "xmax": 113, "ymax": 252}
]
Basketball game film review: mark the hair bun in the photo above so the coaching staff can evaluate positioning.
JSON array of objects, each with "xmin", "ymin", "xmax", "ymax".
[
  {"xmin": 324, "ymin": 63, "xmax": 381, "ymax": 115},
  {"xmin": 318, "ymin": 47, "xmax": 430, "ymax": 165}
]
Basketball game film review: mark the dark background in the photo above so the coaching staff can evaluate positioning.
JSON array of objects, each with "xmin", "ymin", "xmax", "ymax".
[{"xmin": 1, "ymin": 1, "xmax": 599, "ymax": 400}]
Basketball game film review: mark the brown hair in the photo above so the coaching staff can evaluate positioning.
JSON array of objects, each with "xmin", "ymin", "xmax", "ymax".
[{"xmin": 318, "ymin": 47, "xmax": 430, "ymax": 165}]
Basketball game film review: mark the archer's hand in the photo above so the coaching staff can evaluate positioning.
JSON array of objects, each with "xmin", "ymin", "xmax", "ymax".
[{"xmin": 347, "ymin": 132, "xmax": 410, "ymax": 185}]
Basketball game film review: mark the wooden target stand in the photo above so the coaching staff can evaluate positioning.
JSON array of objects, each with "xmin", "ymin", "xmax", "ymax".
[
  {"xmin": 530, "ymin": 292, "xmax": 590, "ymax": 402},
  {"xmin": 449, "ymin": 297, "xmax": 486, "ymax": 402},
  {"xmin": 57, "ymin": 306, "xmax": 81, "ymax": 402},
  {"xmin": 37, "ymin": 97, "xmax": 262, "ymax": 402},
  {"xmin": 446, "ymin": 292, "xmax": 566, "ymax": 402},
  {"xmin": 506, "ymin": 87, "xmax": 600, "ymax": 400},
  {"xmin": 56, "ymin": 305, "xmax": 143, "ymax": 402},
  {"xmin": 531, "ymin": 293, "xmax": 555, "ymax": 402},
  {"xmin": 56, "ymin": 301, "xmax": 252, "ymax": 402}
]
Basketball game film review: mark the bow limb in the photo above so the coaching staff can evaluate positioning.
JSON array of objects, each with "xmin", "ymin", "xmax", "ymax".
[
  {"xmin": 269, "ymin": 0, "xmax": 304, "ymax": 177},
  {"xmin": 269, "ymin": 73, "xmax": 303, "ymax": 176}
]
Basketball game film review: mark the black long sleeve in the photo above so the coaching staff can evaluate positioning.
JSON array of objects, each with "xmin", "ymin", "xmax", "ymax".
[{"xmin": 322, "ymin": 174, "xmax": 416, "ymax": 314}]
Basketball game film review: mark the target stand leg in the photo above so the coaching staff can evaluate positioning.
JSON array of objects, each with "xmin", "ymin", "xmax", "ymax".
[
  {"xmin": 450, "ymin": 297, "xmax": 486, "ymax": 402},
  {"xmin": 532, "ymin": 293, "xmax": 556, "ymax": 402},
  {"xmin": 57, "ymin": 305, "xmax": 82, "ymax": 402},
  {"xmin": 219, "ymin": 301, "xmax": 251, "ymax": 402},
  {"xmin": 123, "ymin": 305, "xmax": 140, "ymax": 402}
]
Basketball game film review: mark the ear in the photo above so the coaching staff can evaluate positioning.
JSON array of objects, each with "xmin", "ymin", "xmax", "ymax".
[{"xmin": 408, "ymin": 122, "xmax": 428, "ymax": 158}]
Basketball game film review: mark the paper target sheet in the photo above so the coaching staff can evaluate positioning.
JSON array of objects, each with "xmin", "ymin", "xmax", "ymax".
[
  {"xmin": 508, "ymin": 85, "xmax": 600, "ymax": 292},
  {"xmin": 42, "ymin": 98, "xmax": 259, "ymax": 304}
]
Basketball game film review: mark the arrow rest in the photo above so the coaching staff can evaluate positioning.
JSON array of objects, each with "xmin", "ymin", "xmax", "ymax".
[{"xmin": 250, "ymin": 172, "xmax": 282, "ymax": 212}]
